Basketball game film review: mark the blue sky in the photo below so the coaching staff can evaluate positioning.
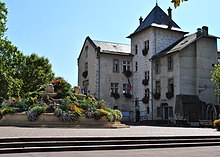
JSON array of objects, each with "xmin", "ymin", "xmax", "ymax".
[{"xmin": 2, "ymin": 0, "xmax": 220, "ymax": 86}]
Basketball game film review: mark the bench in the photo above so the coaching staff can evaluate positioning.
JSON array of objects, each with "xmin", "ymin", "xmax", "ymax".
[{"xmin": 199, "ymin": 120, "xmax": 213, "ymax": 128}]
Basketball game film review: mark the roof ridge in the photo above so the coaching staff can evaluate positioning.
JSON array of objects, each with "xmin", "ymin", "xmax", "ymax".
[{"xmin": 93, "ymin": 39, "xmax": 130, "ymax": 46}]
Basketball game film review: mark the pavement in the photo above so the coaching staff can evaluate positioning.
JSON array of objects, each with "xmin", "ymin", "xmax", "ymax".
[
  {"xmin": 1, "ymin": 146, "xmax": 220, "ymax": 157},
  {"xmin": 0, "ymin": 125, "xmax": 219, "ymax": 138},
  {"xmin": 0, "ymin": 125, "xmax": 220, "ymax": 157}
]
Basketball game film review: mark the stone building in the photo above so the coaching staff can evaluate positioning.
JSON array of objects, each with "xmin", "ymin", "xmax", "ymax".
[
  {"xmin": 78, "ymin": 4, "xmax": 219, "ymax": 123},
  {"xmin": 78, "ymin": 37, "xmax": 133, "ymax": 121}
]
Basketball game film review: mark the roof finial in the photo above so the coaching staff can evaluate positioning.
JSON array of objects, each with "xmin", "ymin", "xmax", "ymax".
[{"xmin": 156, "ymin": 0, "xmax": 158, "ymax": 6}]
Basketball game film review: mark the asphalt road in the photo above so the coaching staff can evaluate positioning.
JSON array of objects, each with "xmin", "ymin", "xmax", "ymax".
[{"xmin": 1, "ymin": 146, "xmax": 220, "ymax": 157}]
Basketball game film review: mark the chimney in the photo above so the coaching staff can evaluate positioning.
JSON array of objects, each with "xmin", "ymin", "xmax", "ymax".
[
  {"xmin": 167, "ymin": 7, "xmax": 172, "ymax": 29},
  {"xmin": 202, "ymin": 26, "xmax": 208, "ymax": 36},
  {"xmin": 196, "ymin": 28, "xmax": 202, "ymax": 37},
  {"xmin": 139, "ymin": 16, "xmax": 143, "ymax": 25}
]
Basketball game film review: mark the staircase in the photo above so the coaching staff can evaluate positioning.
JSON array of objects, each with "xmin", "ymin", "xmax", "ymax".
[{"xmin": 0, "ymin": 136, "xmax": 220, "ymax": 154}]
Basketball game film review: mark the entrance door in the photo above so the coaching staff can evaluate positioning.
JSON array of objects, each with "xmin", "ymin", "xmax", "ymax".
[
  {"xmin": 207, "ymin": 104, "xmax": 217, "ymax": 121},
  {"xmin": 135, "ymin": 110, "xmax": 140, "ymax": 122},
  {"xmin": 163, "ymin": 107, "xmax": 169, "ymax": 119}
]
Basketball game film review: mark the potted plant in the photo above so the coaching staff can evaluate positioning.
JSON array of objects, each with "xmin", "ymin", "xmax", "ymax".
[
  {"xmin": 123, "ymin": 93, "xmax": 132, "ymax": 99},
  {"xmin": 110, "ymin": 93, "xmax": 120, "ymax": 99},
  {"xmin": 153, "ymin": 92, "xmax": 161, "ymax": 100},
  {"xmin": 142, "ymin": 47, "xmax": 149, "ymax": 56},
  {"xmin": 82, "ymin": 71, "xmax": 88, "ymax": 78},
  {"xmin": 166, "ymin": 92, "xmax": 174, "ymax": 99},
  {"xmin": 142, "ymin": 96, "xmax": 149, "ymax": 104},
  {"xmin": 213, "ymin": 119, "xmax": 220, "ymax": 131},
  {"xmin": 142, "ymin": 79, "xmax": 149, "ymax": 86},
  {"xmin": 123, "ymin": 70, "xmax": 132, "ymax": 77}
]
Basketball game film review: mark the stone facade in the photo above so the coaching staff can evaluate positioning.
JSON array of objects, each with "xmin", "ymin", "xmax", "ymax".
[
  {"xmin": 78, "ymin": 37, "xmax": 133, "ymax": 122},
  {"xmin": 78, "ymin": 4, "xmax": 219, "ymax": 123}
]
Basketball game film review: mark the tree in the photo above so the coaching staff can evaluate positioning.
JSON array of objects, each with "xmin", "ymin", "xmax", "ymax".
[
  {"xmin": 0, "ymin": 2, "xmax": 55, "ymax": 99},
  {"xmin": 211, "ymin": 64, "xmax": 220, "ymax": 96},
  {"xmin": 0, "ymin": 2, "xmax": 7, "ymax": 37},
  {"xmin": 171, "ymin": 0, "xmax": 188, "ymax": 8},
  {"xmin": 20, "ymin": 54, "xmax": 54, "ymax": 94}
]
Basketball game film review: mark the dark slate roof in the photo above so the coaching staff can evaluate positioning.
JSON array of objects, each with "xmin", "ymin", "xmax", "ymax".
[
  {"xmin": 128, "ymin": 4, "xmax": 183, "ymax": 38},
  {"xmin": 151, "ymin": 33, "xmax": 219, "ymax": 60},
  {"xmin": 78, "ymin": 36, "xmax": 131, "ymax": 60},
  {"xmin": 93, "ymin": 40, "xmax": 131, "ymax": 55}
]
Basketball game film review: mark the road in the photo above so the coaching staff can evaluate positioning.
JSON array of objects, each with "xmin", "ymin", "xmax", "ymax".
[{"xmin": 1, "ymin": 146, "xmax": 220, "ymax": 157}]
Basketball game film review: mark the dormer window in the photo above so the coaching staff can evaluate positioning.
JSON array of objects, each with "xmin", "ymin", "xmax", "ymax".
[
  {"xmin": 155, "ymin": 59, "xmax": 160, "ymax": 74},
  {"xmin": 144, "ymin": 40, "xmax": 149, "ymax": 50},
  {"xmin": 135, "ymin": 45, "xmax": 138, "ymax": 54},
  {"xmin": 168, "ymin": 55, "xmax": 174, "ymax": 71},
  {"xmin": 85, "ymin": 46, "xmax": 88, "ymax": 58}
]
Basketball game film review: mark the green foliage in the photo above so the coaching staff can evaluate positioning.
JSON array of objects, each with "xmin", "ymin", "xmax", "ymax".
[
  {"xmin": 0, "ymin": 3, "xmax": 54, "ymax": 99},
  {"xmin": 211, "ymin": 64, "xmax": 220, "ymax": 96},
  {"xmin": 0, "ymin": 2, "xmax": 8, "ymax": 37},
  {"xmin": 114, "ymin": 109, "xmax": 123, "ymax": 121},
  {"xmin": 30, "ymin": 106, "xmax": 45, "ymax": 115},
  {"xmin": 171, "ymin": 0, "xmax": 188, "ymax": 8},
  {"xmin": 1, "ymin": 107, "xmax": 14, "ymax": 115},
  {"xmin": 21, "ymin": 54, "xmax": 54, "ymax": 94}
]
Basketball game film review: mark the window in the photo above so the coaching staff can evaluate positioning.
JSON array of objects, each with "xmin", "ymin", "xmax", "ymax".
[
  {"xmin": 123, "ymin": 83, "xmax": 130, "ymax": 94},
  {"xmin": 114, "ymin": 106, "xmax": 118, "ymax": 109},
  {"xmin": 156, "ymin": 80, "xmax": 160, "ymax": 93},
  {"xmin": 144, "ymin": 40, "xmax": 149, "ymax": 50},
  {"xmin": 111, "ymin": 83, "xmax": 119, "ymax": 94},
  {"xmin": 85, "ymin": 62, "xmax": 88, "ymax": 71},
  {"xmin": 135, "ymin": 45, "xmax": 138, "ymax": 54},
  {"xmin": 82, "ymin": 80, "xmax": 89, "ymax": 94},
  {"xmin": 145, "ymin": 88, "xmax": 150, "ymax": 98},
  {"xmin": 168, "ymin": 55, "xmax": 174, "ymax": 71},
  {"xmin": 168, "ymin": 78, "xmax": 174, "ymax": 93},
  {"xmin": 113, "ymin": 59, "xmax": 119, "ymax": 73},
  {"xmin": 169, "ymin": 106, "xmax": 173, "ymax": 117},
  {"xmin": 122, "ymin": 61, "xmax": 131, "ymax": 72},
  {"xmin": 157, "ymin": 107, "xmax": 161, "ymax": 117},
  {"xmin": 155, "ymin": 59, "xmax": 160, "ymax": 74},
  {"xmin": 135, "ymin": 62, "xmax": 138, "ymax": 72},
  {"xmin": 135, "ymin": 99, "xmax": 139, "ymax": 107},
  {"xmin": 147, "ymin": 107, "xmax": 150, "ymax": 114},
  {"xmin": 144, "ymin": 71, "xmax": 149, "ymax": 80},
  {"xmin": 85, "ymin": 46, "xmax": 88, "ymax": 58}
]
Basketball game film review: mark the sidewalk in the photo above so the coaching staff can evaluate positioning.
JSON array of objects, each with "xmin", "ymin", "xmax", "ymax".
[{"xmin": 0, "ymin": 125, "xmax": 219, "ymax": 138}]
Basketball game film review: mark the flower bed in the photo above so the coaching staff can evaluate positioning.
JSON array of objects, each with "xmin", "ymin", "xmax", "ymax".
[
  {"xmin": 0, "ymin": 113, "xmax": 127, "ymax": 128},
  {"xmin": 0, "ymin": 77, "xmax": 128, "ymax": 128}
]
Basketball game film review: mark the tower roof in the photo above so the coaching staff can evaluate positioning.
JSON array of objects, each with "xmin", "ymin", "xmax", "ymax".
[{"xmin": 128, "ymin": 5, "xmax": 183, "ymax": 38}]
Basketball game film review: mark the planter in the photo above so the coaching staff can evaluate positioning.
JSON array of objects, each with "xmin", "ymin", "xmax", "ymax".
[
  {"xmin": 153, "ymin": 93, "xmax": 161, "ymax": 100},
  {"xmin": 142, "ymin": 97, "xmax": 149, "ymax": 104},
  {"xmin": 0, "ymin": 113, "xmax": 128, "ymax": 128},
  {"xmin": 82, "ymin": 71, "xmax": 88, "ymax": 78},
  {"xmin": 123, "ymin": 93, "xmax": 132, "ymax": 99},
  {"xmin": 142, "ymin": 79, "xmax": 149, "ymax": 86},
  {"xmin": 166, "ymin": 92, "xmax": 174, "ymax": 99},
  {"xmin": 142, "ymin": 48, "xmax": 148, "ymax": 56},
  {"xmin": 123, "ymin": 70, "xmax": 132, "ymax": 77},
  {"xmin": 110, "ymin": 93, "xmax": 120, "ymax": 99}
]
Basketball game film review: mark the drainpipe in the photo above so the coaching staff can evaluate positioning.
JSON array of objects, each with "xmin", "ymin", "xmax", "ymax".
[{"xmin": 97, "ymin": 46, "xmax": 101, "ymax": 101}]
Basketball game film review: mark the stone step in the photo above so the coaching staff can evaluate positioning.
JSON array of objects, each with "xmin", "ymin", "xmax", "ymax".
[{"xmin": 0, "ymin": 136, "xmax": 220, "ymax": 154}]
